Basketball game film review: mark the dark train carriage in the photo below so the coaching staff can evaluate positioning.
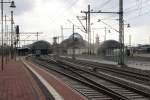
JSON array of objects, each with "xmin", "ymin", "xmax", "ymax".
[{"xmin": 30, "ymin": 40, "xmax": 52, "ymax": 56}]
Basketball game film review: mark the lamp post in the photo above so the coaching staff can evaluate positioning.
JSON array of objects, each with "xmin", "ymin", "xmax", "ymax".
[
  {"xmin": 11, "ymin": 10, "xmax": 14, "ymax": 59},
  {"xmin": 1, "ymin": 0, "xmax": 16, "ymax": 71}
]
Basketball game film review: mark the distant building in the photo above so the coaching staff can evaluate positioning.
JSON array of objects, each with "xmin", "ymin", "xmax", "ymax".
[
  {"xmin": 97, "ymin": 40, "xmax": 121, "ymax": 56},
  {"xmin": 60, "ymin": 33, "xmax": 88, "ymax": 55}
]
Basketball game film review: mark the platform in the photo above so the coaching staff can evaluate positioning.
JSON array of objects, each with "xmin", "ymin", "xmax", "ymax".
[
  {"xmin": 0, "ymin": 57, "xmax": 86, "ymax": 100},
  {"xmin": 23, "ymin": 58, "xmax": 86, "ymax": 100},
  {"xmin": 0, "ymin": 58, "xmax": 46, "ymax": 100}
]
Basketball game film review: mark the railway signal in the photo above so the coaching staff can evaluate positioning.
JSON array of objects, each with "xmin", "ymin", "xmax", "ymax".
[{"xmin": 16, "ymin": 25, "xmax": 19, "ymax": 34}]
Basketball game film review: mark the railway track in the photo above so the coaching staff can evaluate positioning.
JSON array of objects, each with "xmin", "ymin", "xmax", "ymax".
[
  {"xmin": 56, "ymin": 72, "xmax": 112, "ymax": 100},
  {"xmin": 32, "ymin": 56, "xmax": 150, "ymax": 100},
  {"xmin": 60, "ymin": 57, "xmax": 150, "ymax": 86},
  {"xmin": 32, "ymin": 58, "xmax": 114, "ymax": 100}
]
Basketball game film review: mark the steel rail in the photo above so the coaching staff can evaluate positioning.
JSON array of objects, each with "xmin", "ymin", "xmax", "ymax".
[{"xmin": 32, "ymin": 57, "xmax": 128, "ymax": 100}]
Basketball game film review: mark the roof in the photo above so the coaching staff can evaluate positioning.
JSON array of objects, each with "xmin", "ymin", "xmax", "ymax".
[
  {"xmin": 30, "ymin": 40, "xmax": 51, "ymax": 50},
  {"xmin": 60, "ymin": 33, "xmax": 86, "ymax": 49},
  {"xmin": 69, "ymin": 33, "xmax": 83, "ymax": 40},
  {"xmin": 100, "ymin": 40, "xmax": 120, "ymax": 49}
]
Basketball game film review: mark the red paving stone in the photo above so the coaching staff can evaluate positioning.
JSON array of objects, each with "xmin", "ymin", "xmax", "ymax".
[
  {"xmin": 26, "ymin": 60, "xmax": 86, "ymax": 100},
  {"xmin": 0, "ymin": 59, "xmax": 46, "ymax": 100}
]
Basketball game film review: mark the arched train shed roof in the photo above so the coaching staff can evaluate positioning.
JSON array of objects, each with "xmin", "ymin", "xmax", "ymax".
[
  {"xmin": 30, "ymin": 40, "xmax": 51, "ymax": 50},
  {"xmin": 100, "ymin": 40, "xmax": 120, "ymax": 49},
  {"xmin": 61, "ymin": 33, "xmax": 86, "ymax": 48},
  {"xmin": 69, "ymin": 33, "xmax": 83, "ymax": 39}
]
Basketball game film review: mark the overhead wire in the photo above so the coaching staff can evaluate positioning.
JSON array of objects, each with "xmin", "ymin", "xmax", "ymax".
[
  {"xmin": 100, "ymin": 0, "xmax": 118, "ymax": 11},
  {"xmin": 124, "ymin": 0, "xmax": 150, "ymax": 21},
  {"xmin": 49, "ymin": 0, "xmax": 149, "ymax": 36},
  {"xmin": 126, "ymin": 9, "xmax": 150, "ymax": 21},
  {"xmin": 92, "ymin": 1, "xmax": 148, "ymax": 32},
  {"xmin": 124, "ymin": 0, "xmax": 150, "ymax": 14},
  {"xmin": 97, "ymin": 0, "xmax": 113, "ymax": 9},
  {"xmin": 101, "ymin": 0, "xmax": 150, "ymax": 25}
]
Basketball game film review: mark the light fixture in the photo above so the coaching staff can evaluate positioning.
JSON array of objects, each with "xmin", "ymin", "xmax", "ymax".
[
  {"xmin": 97, "ymin": 19, "xmax": 101, "ymax": 22},
  {"xmin": 10, "ymin": 1, "xmax": 16, "ymax": 8},
  {"xmin": 127, "ymin": 24, "xmax": 130, "ymax": 28}
]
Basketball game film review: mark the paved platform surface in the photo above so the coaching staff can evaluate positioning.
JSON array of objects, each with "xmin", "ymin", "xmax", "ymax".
[
  {"xmin": 25, "ymin": 58, "xmax": 86, "ymax": 100},
  {"xmin": 0, "ymin": 59, "xmax": 46, "ymax": 100}
]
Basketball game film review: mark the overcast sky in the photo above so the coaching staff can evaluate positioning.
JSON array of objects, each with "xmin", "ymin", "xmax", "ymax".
[{"xmin": 5, "ymin": 0, "xmax": 150, "ymax": 45}]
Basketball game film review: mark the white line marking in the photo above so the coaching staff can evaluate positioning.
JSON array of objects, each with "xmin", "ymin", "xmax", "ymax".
[{"xmin": 22, "ymin": 59, "xmax": 64, "ymax": 100}]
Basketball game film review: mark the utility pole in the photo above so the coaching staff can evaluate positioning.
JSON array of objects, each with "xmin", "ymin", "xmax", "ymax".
[
  {"xmin": 86, "ymin": 13, "xmax": 88, "ymax": 34},
  {"xmin": 5, "ymin": 15, "xmax": 7, "ymax": 42},
  {"xmin": 81, "ymin": 5, "xmax": 91, "ymax": 55},
  {"xmin": 81, "ymin": 1, "xmax": 125, "ymax": 65},
  {"xmin": 87, "ymin": 5, "xmax": 91, "ymax": 55},
  {"xmin": 4, "ymin": 15, "xmax": 8, "ymax": 63},
  {"xmin": 19, "ymin": 33, "xmax": 20, "ymax": 48},
  {"xmin": 36, "ymin": 32, "xmax": 39, "ymax": 41},
  {"xmin": 61, "ymin": 25, "xmax": 64, "ymax": 42},
  {"xmin": 129, "ymin": 35, "xmax": 131, "ymax": 46},
  {"xmin": 118, "ymin": 0, "xmax": 124, "ymax": 65},
  {"xmin": 72, "ymin": 24, "xmax": 75, "ymax": 60},
  {"xmin": 93, "ymin": 31, "xmax": 95, "ymax": 54},
  {"xmin": 11, "ymin": 11, "xmax": 14, "ymax": 59},
  {"xmin": 1, "ymin": 0, "xmax": 4, "ymax": 71},
  {"xmin": 81, "ymin": 5, "xmax": 118, "ymax": 55},
  {"xmin": 93, "ymin": 31, "xmax": 95, "ymax": 44},
  {"xmin": 6, "ymin": 25, "xmax": 10, "ymax": 60}
]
